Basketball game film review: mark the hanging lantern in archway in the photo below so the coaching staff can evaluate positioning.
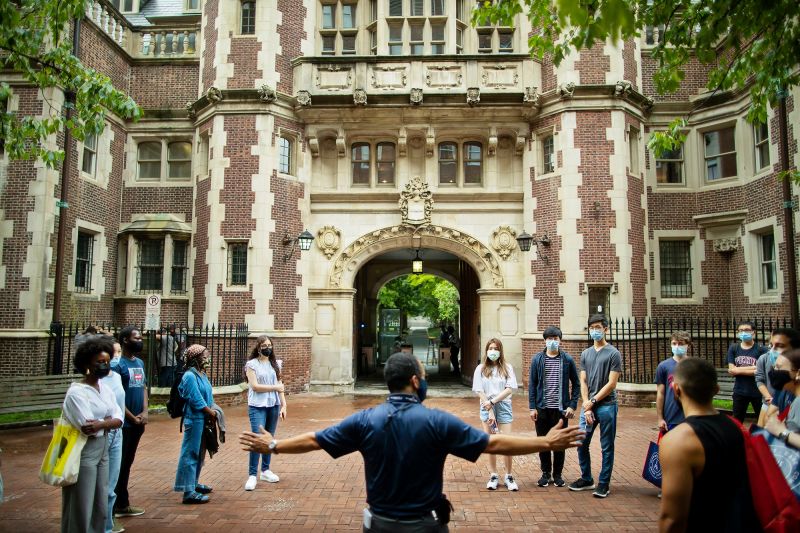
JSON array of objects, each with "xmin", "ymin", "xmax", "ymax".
[{"xmin": 412, "ymin": 249, "xmax": 423, "ymax": 273}]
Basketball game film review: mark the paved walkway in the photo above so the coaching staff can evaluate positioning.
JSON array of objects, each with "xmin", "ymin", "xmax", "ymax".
[{"xmin": 0, "ymin": 394, "xmax": 662, "ymax": 532}]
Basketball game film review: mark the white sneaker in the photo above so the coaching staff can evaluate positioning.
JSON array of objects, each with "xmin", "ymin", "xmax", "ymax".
[
  {"xmin": 486, "ymin": 473, "xmax": 499, "ymax": 490},
  {"xmin": 505, "ymin": 474, "xmax": 519, "ymax": 491},
  {"xmin": 244, "ymin": 475, "xmax": 257, "ymax": 491},
  {"xmin": 260, "ymin": 470, "xmax": 280, "ymax": 483}
]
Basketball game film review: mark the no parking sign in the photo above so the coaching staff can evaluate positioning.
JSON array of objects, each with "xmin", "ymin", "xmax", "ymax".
[{"xmin": 145, "ymin": 293, "xmax": 161, "ymax": 331}]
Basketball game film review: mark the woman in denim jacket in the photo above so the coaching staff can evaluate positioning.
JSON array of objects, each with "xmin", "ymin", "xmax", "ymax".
[{"xmin": 174, "ymin": 344, "xmax": 216, "ymax": 504}]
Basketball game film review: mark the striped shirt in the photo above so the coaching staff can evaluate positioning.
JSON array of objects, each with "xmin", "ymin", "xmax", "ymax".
[{"xmin": 544, "ymin": 354, "xmax": 561, "ymax": 409}]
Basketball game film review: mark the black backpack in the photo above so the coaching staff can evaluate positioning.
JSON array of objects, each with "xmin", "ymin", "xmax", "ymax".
[{"xmin": 166, "ymin": 368, "xmax": 187, "ymax": 419}]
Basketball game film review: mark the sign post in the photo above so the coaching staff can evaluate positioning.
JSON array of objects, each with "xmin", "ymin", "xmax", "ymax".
[{"xmin": 145, "ymin": 294, "xmax": 162, "ymax": 331}]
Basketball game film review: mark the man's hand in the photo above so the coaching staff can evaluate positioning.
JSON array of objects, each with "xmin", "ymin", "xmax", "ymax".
[
  {"xmin": 240, "ymin": 426, "xmax": 274, "ymax": 454},
  {"xmin": 545, "ymin": 419, "xmax": 585, "ymax": 451},
  {"xmin": 139, "ymin": 412, "xmax": 149, "ymax": 425},
  {"xmin": 582, "ymin": 400, "xmax": 593, "ymax": 412},
  {"xmin": 584, "ymin": 411, "xmax": 595, "ymax": 426},
  {"xmin": 658, "ymin": 419, "xmax": 668, "ymax": 433},
  {"xmin": 765, "ymin": 414, "xmax": 787, "ymax": 437},
  {"xmin": 763, "ymin": 396, "xmax": 772, "ymax": 405},
  {"xmin": 727, "ymin": 367, "xmax": 738, "ymax": 376},
  {"xmin": 530, "ymin": 409, "xmax": 538, "ymax": 422},
  {"xmin": 564, "ymin": 407, "xmax": 575, "ymax": 419}
]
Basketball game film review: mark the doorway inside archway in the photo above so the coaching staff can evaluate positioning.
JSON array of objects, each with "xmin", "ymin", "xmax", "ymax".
[{"xmin": 352, "ymin": 247, "xmax": 481, "ymax": 388}]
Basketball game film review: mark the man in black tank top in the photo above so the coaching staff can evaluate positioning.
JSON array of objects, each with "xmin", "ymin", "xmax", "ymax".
[{"xmin": 658, "ymin": 358, "xmax": 761, "ymax": 533}]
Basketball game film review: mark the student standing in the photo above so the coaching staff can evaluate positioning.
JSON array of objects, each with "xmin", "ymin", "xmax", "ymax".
[
  {"xmin": 569, "ymin": 314, "xmax": 621, "ymax": 498},
  {"xmin": 244, "ymin": 336, "xmax": 286, "ymax": 491},
  {"xmin": 727, "ymin": 320, "xmax": 768, "ymax": 422},
  {"xmin": 656, "ymin": 331, "xmax": 692, "ymax": 433},
  {"xmin": 528, "ymin": 325, "xmax": 579, "ymax": 488},
  {"xmin": 472, "ymin": 338, "xmax": 519, "ymax": 491},
  {"xmin": 102, "ymin": 340, "xmax": 126, "ymax": 533},
  {"xmin": 755, "ymin": 328, "xmax": 800, "ymax": 426}
]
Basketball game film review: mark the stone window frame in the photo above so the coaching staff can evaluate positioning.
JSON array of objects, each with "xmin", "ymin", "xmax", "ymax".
[
  {"xmin": 654, "ymin": 143, "xmax": 685, "ymax": 187},
  {"xmin": 277, "ymin": 132, "xmax": 297, "ymax": 176},
  {"xmin": 475, "ymin": 21, "xmax": 515, "ymax": 54},
  {"xmin": 241, "ymin": 0, "xmax": 257, "ymax": 35},
  {"xmin": 652, "ymin": 230, "xmax": 706, "ymax": 305},
  {"xmin": 743, "ymin": 217, "xmax": 783, "ymax": 303},
  {"xmin": 700, "ymin": 121, "xmax": 738, "ymax": 184},
  {"xmin": 628, "ymin": 125, "xmax": 640, "ymax": 176},
  {"xmin": 118, "ymin": 233, "xmax": 191, "ymax": 297},
  {"xmin": 435, "ymin": 138, "xmax": 484, "ymax": 187},
  {"xmin": 130, "ymin": 136, "xmax": 194, "ymax": 186},
  {"xmin": 78, "ymin": 124, "xmax": 113, "ymax": 189},
  {"xmin": 81, "ymin": 133, "xmax": 97, "ymax": 178},
  {"xmin": 349, "ymin": 139, "xmax": 398, "ymax": 187},
  {"xmin": 112, "ymin": 0, "xmax": 139, "ymax": 14},
  {"xmin": 753, "ymin": 121, "xmax": 771, "ymax": 173},
  {"xmin": 68, "ymin": 220, "xmax": 107, "ymax": 300},
  {"xmin": 185, "ymin": 0, "xmax": 201, "ymax": 12},
  {"xmin": 319, "ymin": 0, "xmax": 360, "ymax": 55},
  {"xmin": 534, "ymin": 127, "xmax": 558, "ymax": 178},
  {"xmin": 226, "ymin": 240, "xmax": 250, "ymax": 289}
]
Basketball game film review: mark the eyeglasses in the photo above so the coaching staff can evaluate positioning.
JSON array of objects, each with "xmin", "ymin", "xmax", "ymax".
[
  {"xmin": 589, "ymin": 327, "xmax": 604, "ymax": 332},
  {"xmin": 738, "ymin": 328, "xmax": 754, "ymax": 333}
]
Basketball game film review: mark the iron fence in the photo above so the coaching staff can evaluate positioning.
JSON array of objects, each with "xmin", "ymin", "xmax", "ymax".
[
  {"xmin": 593, "ymin": 317, "xmax": 793, "ymax": 384},
  {"xmin": 47, "ymin": 322, "xmax": 250, "ymax": 389}
]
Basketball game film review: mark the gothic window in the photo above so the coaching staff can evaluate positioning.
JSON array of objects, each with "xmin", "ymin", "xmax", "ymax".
[{"xmin": 241, "ymin": 1, "xmax": 256, "ymax": 35}]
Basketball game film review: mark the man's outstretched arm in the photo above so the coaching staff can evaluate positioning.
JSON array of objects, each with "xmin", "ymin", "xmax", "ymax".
[
  {"xmin": 240, "ymin": 428, "xmax": 320, "ymax": 455},
  {"xmin": 484, "ymin": 420, "xmax": 584, "ymax": 455}
]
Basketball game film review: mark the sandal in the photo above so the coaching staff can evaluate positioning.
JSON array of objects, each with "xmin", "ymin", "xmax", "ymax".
[
  {"xmin": 182, "ymin": 491, "xmax": 209, "ymax": 504},
  {"xmin": 195, "ymin": 484, "xmax": 213, "ymax": 494}
]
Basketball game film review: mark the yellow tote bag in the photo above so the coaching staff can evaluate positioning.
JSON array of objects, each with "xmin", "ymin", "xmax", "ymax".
[{"xmin": 39, "ymin": 417, "xmax": 88, "ymax": 486}]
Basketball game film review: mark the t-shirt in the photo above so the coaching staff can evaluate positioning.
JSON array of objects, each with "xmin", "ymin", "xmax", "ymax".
[
  {"xmin": 786, "ymin": 396, "xmax": 800, "ymax": 433},
  {"xmin": 726, "ymin": 343, "xmax": 767, "ymax": 397},
  {"xmin": 315, "ymin": 394, "xmax": 489, "ymax": 519},
  {"xmin": 472, "ymin": 363, "xmax": 517, "ymax": 406},
  {"xmin": 158, "ymin": 335, "xmax": 177, "ymax": 367},
  {"xmin": 654, "ymin": 357, "xmax": 684, "ymax": 427},
  {"xmin": 113, "ymin": 356, "xmax": 147, "ymax": 427},
  {"xmin": 245, "ymin": 358, "xmax": 281, "ymax": 408},
  {"xmin": 544, "ymin": 354, "xmax": 562, "ymax": 408},
  {"xmin": 580, "ymin": 344, "xmax": 622, "ymax": 403},
  {"xmin": 101, "ymin": 369, "xmax": 126, "ymax": 421}
]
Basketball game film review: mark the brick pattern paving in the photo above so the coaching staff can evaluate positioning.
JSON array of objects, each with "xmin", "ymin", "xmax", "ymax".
[{"xmin": 0, "ymin": 395, "xmax": 661, "ymax": 531}]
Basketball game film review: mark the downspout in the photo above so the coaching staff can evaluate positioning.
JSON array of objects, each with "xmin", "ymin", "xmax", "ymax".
[{"xmin": 778, "ymin": 87, "xmax": 799, "ymax": 328}]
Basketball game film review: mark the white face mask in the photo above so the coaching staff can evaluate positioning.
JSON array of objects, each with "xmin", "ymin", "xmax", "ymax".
[{"xmin": 487, "ymin": 349, "xmax": 500, "ymax": 361}]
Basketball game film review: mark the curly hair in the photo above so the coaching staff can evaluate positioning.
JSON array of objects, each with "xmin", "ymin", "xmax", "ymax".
[{"xmin": 74, "ymin": 335, "xmax": 115, "ymax": 374}]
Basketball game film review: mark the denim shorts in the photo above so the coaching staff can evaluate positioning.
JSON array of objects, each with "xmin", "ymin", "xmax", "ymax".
[{"xmin": 479, "ymin": 401, "xmax": 513, "ymax": 424}]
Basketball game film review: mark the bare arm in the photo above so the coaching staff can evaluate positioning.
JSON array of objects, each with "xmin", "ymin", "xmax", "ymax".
[
  {"xmin": 580, "ymin": 370, "xmax": 589, "ymax": 405},
  {"xmin": 656, "ymin": 384, "xmax": 666, "ymax": 427},
  {"xmin": 239, "ymin": 429, "xmax": 320, "ymax": 455},
  {"xmin": 246, "ymin": 368, "xmax": 285, "ymax": 393},
  {"xmin": 659, "ymin": 426, "xmax": 703, "ymax": 533},
  {"xmin": 593, "ymin": 371, "xmax": 620, "ymax": 402},
  {"xmin": 728, "ymin": 363, "xmax": 755, "ymax": 376},
  {"xmin": 484, "ymin": 420, "xmax": 584, "ymax": 455},
  {"xmin": 492, "ymin": 387, "xmax": 513, "ymax": 403}
]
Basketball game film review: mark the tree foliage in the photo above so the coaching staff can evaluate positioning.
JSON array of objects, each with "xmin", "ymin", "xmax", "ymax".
[
  {"xmin": 474, "ymin": 0, "xmax": 799, "ymax": 158},
  {"xmin": 378, "ymin": 275, "xmax": 459, "ymax": 324},
  {"xmin": 0, "ymin": 0, "xmax": 142, "ymax": 167}
]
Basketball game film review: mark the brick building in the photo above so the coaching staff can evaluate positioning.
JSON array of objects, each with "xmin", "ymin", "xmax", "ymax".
[{"xmin": 1, "ymin": 0, "xmax": 798, "ymax": 394}]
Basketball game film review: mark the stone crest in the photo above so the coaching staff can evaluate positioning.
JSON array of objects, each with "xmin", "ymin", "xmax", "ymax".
[
  {"xmin": 206, "ymin": 86, "xmax": 223, "ymax": 103},
  {"xmin": 296, "ymin": 90, "xmax": 312, "ymax": 106},
  {"xmin": 316, "ymin": 226, "xmax": 342, "ymax": 259},
  {"xmin": 713, "ymin": 238, "xmax": 739, "ymax": 253},
  {"xmin": 399, "ymin": 176, "xmax": 434, "ymax": 226},
  {"xmin": 258, "ymin": 84, "xmax": 277, "ymax": 102},
  {"xmin": 491, "ymin": 226, "xmax": 518, "ymax": 260},
  {"xmin": 523, "ymin": 86, "xmax": 541, "ymax": 107},
  {"xmin": 466, "ymin": 87, "xmax": 480, "ymax": 106},
  {"xmin": 410, "ymin": 88, "xmax": 423, "ymax": 105},
  {"xmin": 353, "ymin": 88, "xmax": 367, "ymax": 106}
]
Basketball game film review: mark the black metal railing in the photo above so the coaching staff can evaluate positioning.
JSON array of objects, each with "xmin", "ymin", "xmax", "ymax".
[
  {"xmin": 47, "ymin": 322, "xmax": 250, "ymax": 389},
  {"xmin": 587, "ymin": 317, "xmax": 793, "ymax": 384}
]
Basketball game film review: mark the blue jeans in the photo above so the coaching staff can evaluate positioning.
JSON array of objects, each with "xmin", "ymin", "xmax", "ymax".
[
  {"xmin": 158, "ymin": 366, "xmax": 175, "ymax": 387},
  {"xmin": 105, "ymin": 429, "xmax": 123, "ymax": 532},
  {"xmin": 577, "ymin": 402, "xmax": 618, "ymax": 486},
  {"xmin": 174, "ymin": 416, "xmax": 204, "ymax": 493},
  {"xmin": 248, "ymin": 405, "xmax": 280, "ymax": 476}
]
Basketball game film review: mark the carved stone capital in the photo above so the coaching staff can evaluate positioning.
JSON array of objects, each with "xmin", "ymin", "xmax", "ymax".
[
  {"xmin": 488, "ymin": 127, "xmax": 498, "ymax": 157},
  {"xmin": 206, "ymin": 86, "xmax": 223, "ymax": 103},
  {"xmin": 523, "ymin": 86, "xmax": 541, "ymax": 106},
  {"xmin": 317, "ymin": 226, "xmax": 342, "ymax": 259},
  {"xmin": 336, "ymin": 129, "xmax": 346, "ymax": 157},
  {"xmin": 398, "ymin": 127, "xmax": 407, "ymax": 157},
  {"xmin": 307, "ymin": 136, "xmax": 320, "ymax": 158},
  {"xmin": 713, "ymin": 238, "xmax": 739, "ymax": 253},
  {"xmin": 466, "ymin": 87, "xmax": 480, "ymax": 106},
  {"xmin": 515, "ymin": 135, "xmax": 526, "ymax": 155},
  {"xmin": 491, "ymin": 226, "xmax": 518, "ymax": 260},
  {"xmin": 258, "ymin": 84, "xmax": 277, "ymax": 102},
  {"xmin": 557, "ymin": 82, "xmax": 575, "ymax": 98},
  {"xmin": 353, "ymin": 88, "xmax": 367, "ymax": 106},
  {"xmin": 410, "ymin": 87, "xmax": 423, "ymax": 105},
  {"xmin": 426, "ymin": 128, "xmax": 435, "ymax": 157},
  {"xmin": 296, "ymin": 90, "xmax": 312, "ymax": 106}
]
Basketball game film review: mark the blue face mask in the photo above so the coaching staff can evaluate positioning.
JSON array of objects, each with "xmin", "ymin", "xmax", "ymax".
[
  {"xmin": 590, "ymin": 329, "xmax": 604, "ymax": 342},
  {"xmin": 416, "ymin": 378, "xmax": 427, "ymax": 403},
  {"xmin": 671, "ymin": 345, "xmax": 688, "ymax": 358},
  {"xmin": 769, "ymin": 349, "xmax": 780, "ymax": 366},
  {"xmin": 738, "ymin": 332, "xmax": 754, "ymax": 342},
  {"xmin": 546, "ymin": 339, "xmax": 560, "ymax": 352}
]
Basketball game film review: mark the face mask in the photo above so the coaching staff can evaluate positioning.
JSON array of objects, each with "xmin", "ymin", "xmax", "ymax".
[
  {"xmin": 769, "ymin": 368, "xmax": 793, "ymax": 391},
  {"xmin": 769, "ymin": 349, "xmax": 780, "ymax": 366},
  {"xmin": 128, "ymin": 340, "xmax": 144, "ymax": 353},
  {"xmin": 590, "ymin": 330, "xmax": 604, "ymax": 342},
  {"xmin": 487, "ymin": 350, "xmax": 501, "ymax": 361},
  {"xmin": 738, "ymin": 332, "xmax": 754, "ymax": 342},
  {"xmin": 416, "ymin": 378, "xmax": 428, "ymax": 403},
  {"xmin": 546, "ymin": 340, "xmax": 560, "ymax": 352},
  {"xmin": 93, "ymin": 363, "xmax": 111, "ymax": 378},
  {"xmin": 671, "ymin": 345, "xmax": 688, "ymax": 358},
  {"xmin": 261, "ymin": 348, "xmax": 273, "ymax": 357}
]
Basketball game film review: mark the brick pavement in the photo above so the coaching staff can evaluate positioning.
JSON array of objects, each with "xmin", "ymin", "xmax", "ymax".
[{"xmin": 0, "ymin": 395, "xmax": 662, "ymax": 532}]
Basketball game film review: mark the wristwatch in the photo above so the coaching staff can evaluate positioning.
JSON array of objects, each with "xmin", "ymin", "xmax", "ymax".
[
  {"xmin": 590, "ymin": 397, "xmax": 597, "ymax": 405},
  {"xmin": 268, "ymin": 439, "xmax": 279, "ymax": 454},
  {"xmin": 779, "ymin": 430, "xmax": 791, "ymax": 442}
]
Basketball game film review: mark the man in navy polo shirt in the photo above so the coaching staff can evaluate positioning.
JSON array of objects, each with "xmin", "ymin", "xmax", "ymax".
[{"xmin": 240, "ymin": 352, "xmax": 584, "ymax": 532}]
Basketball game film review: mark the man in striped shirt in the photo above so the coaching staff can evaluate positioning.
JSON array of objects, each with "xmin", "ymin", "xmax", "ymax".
[{"xmin": 529, "ymin": 326, "xmax": 580, "ymax": 488}]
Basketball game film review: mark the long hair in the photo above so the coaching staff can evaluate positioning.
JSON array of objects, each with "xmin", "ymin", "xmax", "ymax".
[
  {"xmin": 249, "ymin": 335, "xmax": 281, "ymax": 381},
  {"xmin": 481, "ymin": 338, "xmax": 509, "ymax": 379}
]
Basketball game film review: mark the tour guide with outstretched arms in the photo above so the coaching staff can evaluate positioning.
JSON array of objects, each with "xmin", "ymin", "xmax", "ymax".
[{"xmin": 240, "ymin": 352, "xmax": 585, "ymax": 532}]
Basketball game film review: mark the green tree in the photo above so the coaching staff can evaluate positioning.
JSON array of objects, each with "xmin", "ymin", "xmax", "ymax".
[
  {"xmin": 474, "ymin": 0, "xmax": 799, "ymax": 164},
  {"xmin": 378, "ymin": 275, "xmax": 459, "ymax": 324},
  {"xmin": 0, "ymin": 0, "xmax": 141, "ymax": 167}
]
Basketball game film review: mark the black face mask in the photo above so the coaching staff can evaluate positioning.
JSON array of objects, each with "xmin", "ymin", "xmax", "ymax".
[
  {"xmin": 769, "ymin": 368, "xmax": 794, "ymax": 391},
  {"xmin": 127, "ymin": 340, "xmax": 144, "ymax": 353},
  {"xmin": 261, "ymin": 348, "xmax": 273, "ymax": 357},
  {"xmin": 93, "ymin": 363, "xmax": 111, "ymax": 378}
]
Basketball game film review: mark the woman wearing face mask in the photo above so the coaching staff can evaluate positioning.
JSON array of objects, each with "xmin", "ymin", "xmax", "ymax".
[
  {"xmin": 61, "ymin": 335, "xmax": 124, "ymax": 533},
  {"xmin": 765, "ymin": 348, "xmax": 800, "ymax": 449},
  {"xmin": 174, "ymin": 345, "xmax": 217, "ymax": 504},
  {"xmin": 473, "ymin": 338, "xmax": 519, "ymax": 491},
  {"xmin": 244, "ymin": 336, "xmax": 286, "ymax": 491}
]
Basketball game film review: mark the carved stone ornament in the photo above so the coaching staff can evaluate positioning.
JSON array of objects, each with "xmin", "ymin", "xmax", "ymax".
[
  {"xmin": 206, "ymin": 86, "xmax": 223, "ymax": 103},
  {"xmin": 488, "ymin": 127, "xmax": 498, "ymax": 156},
  {"xmin": 399, "ymin": 176, "xmax": 434, "ymax": 227},
  {"xmin": 614, "ymin": 80, "xmax": 633, "ymax": 98},
  {"xmin": 557, "ymin": 82, "xmax": 576, "ymax": 98},
  {"xmin": 307, "ymin": 136, "xmax": 320, "ymax": 157},
  {"xmin": 371, "ymin": 65, "xmax": 408, "ymax": 89},
  {"xmin": 317, "ymin": 226, "xmax": 342, "ymax": 259},
  {"xmin": 296, "ymin": 90, "xmax": 312, "ymax": 106},
  {"xmin": 713, "ymin": 238, "xmax": 739, "ymax": 253},
  {"xmin": 467, "ymin": 87, "xmax": 480, "ymax": 106},
  {"xmin": 330, "ymin": 225, "xmax": 505, "ymax": 289},
  {"xmin": 643, "ymin": 96, "xmax": 655, "ymax": 110},
  {"xmin": 185, "ymin": 101, "xmax": 196, "ymax": 120},
  {"xmin": 515, "ymin": 135, "xmax": 526, "ymax": 155},
  {"xmin": 336, "ymin": 129, "xmax": 346, "ymax": 157},
  {"xmin": 523, "ymin": 86, "xmax": 541, "ymax": 106},
  {"xmin": 353, "ymin": 88, "xmax": 368, "ymax": 106},
  {"xmin": 491, "ymin": 226, "xmax": 518, "ymax": 260},
  {"xmin": 410, "ymin": 87, "xmax": 423, "ymax": 105},
  {"xmin": 425, "ymin": 65, "xmax": 463, "ymax": 88},
  {"xmin": 258, "ymin": 84, "xmax": 277, "ymax": 102},
  {"xmin": 398, "ymin": 127, "xmax": 407, "ymax": 157},
  {"xmin": 426, "ymin": 128, "xmax": 435, "ymax": 157}
]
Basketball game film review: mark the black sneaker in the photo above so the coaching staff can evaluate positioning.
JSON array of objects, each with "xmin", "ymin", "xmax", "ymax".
[
  {"xmin": 553, "ymin": 476, "xmax": 566, "ymax": 487},
  {"xmin": 537, "ymin": 474, "xmax": 552, "ymax": 487},
  {"xmin": 568, "ymin": 478, "xmax": 596, "ymax": 491},
  {"xmin": 593, "ymin": 483, "xmax": 610, "ymax": 498}
]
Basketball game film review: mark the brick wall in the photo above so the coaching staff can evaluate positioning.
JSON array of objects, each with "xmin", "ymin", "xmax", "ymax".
[
  {"xmin": 114, "ymin": 299, "xmax": 190, "ymax": 325},
  {"xmin": 276, "ymin": 0, "xmax": 307, "ymax": 94},
  {"xmin": 200, "ymin": 0, "xmax": 219, "ymax": 92},
  {"xmin": 79, "ymin": 22, "xmax": 130, "ymax": 95},
  {"xmin": 274, "ymin": 337, "xmax": 311, "ymax": 393},
  {"xmin": 0, "ymin": 337, "xmax": 51, "ymax": 377},
  {"xmin": 574, "ymin": 42, "xmax": 610, "ymax": 85},
  {"xmin": 130, "ymin": 64, "xmax": 199, "ymax": 109},
  {"xmin": 641, "ymin": 54, "xmax": 710, "ymax": 101},
  {"xmin": 227, "ymin": 38, "xmax": 262, "ymax": 89},
  {"xmin": 622, "ymin": 38, "xmax": 639, "ymax": 91}
]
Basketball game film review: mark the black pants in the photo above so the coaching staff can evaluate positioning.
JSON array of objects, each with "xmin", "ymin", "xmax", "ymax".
[
  {"xmin": 534, "ymin": 408, "xmax": 567, "ymax": 477},
  {"xmin": 450, "ymin": 347, "xmax": 460, "ymax": 375},
  {"xmin": 732, "ymin": 394, "xmax": 761, "ymax": 423},
  {"xmin": 115, "ymin": 423, "xmax": 145, "ymax": 510},
  {"xmin": 365, "ymin": 512, "xmax": 447, "ymax": 533}
]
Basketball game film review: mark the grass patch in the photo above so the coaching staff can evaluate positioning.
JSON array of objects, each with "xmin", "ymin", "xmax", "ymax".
[
  {"xmin": 713, "ymin": 399, "xmax": 733, "ymax": 410},
  {"xmin": 0, "ymin": 408, "xmax": 61, "ymax": 424}
]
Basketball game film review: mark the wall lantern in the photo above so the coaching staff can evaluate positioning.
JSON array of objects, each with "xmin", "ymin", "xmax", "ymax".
[
  {"xmin": 412, "ymin": 249, "xmax": 423, "ymax": 273},
  {"xmin": 283, "ymin": 229, "xmax": 315, "ymax": 261},
  {"xmin": 516, "ymin": 231, "xmax": 551, "ymax": 262}
]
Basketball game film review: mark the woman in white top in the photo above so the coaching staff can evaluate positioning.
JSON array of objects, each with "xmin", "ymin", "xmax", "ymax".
[
  {"xmin": 472, "ymin": 338, "xmax": 519, "ymax": 491},
  {"xmin": 244, "ymin": 335, "xmax": 286, "ymax": 491},
  {"xmin": 61, "ymin": 336, "xmax": 124, "ymax": 533}
]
